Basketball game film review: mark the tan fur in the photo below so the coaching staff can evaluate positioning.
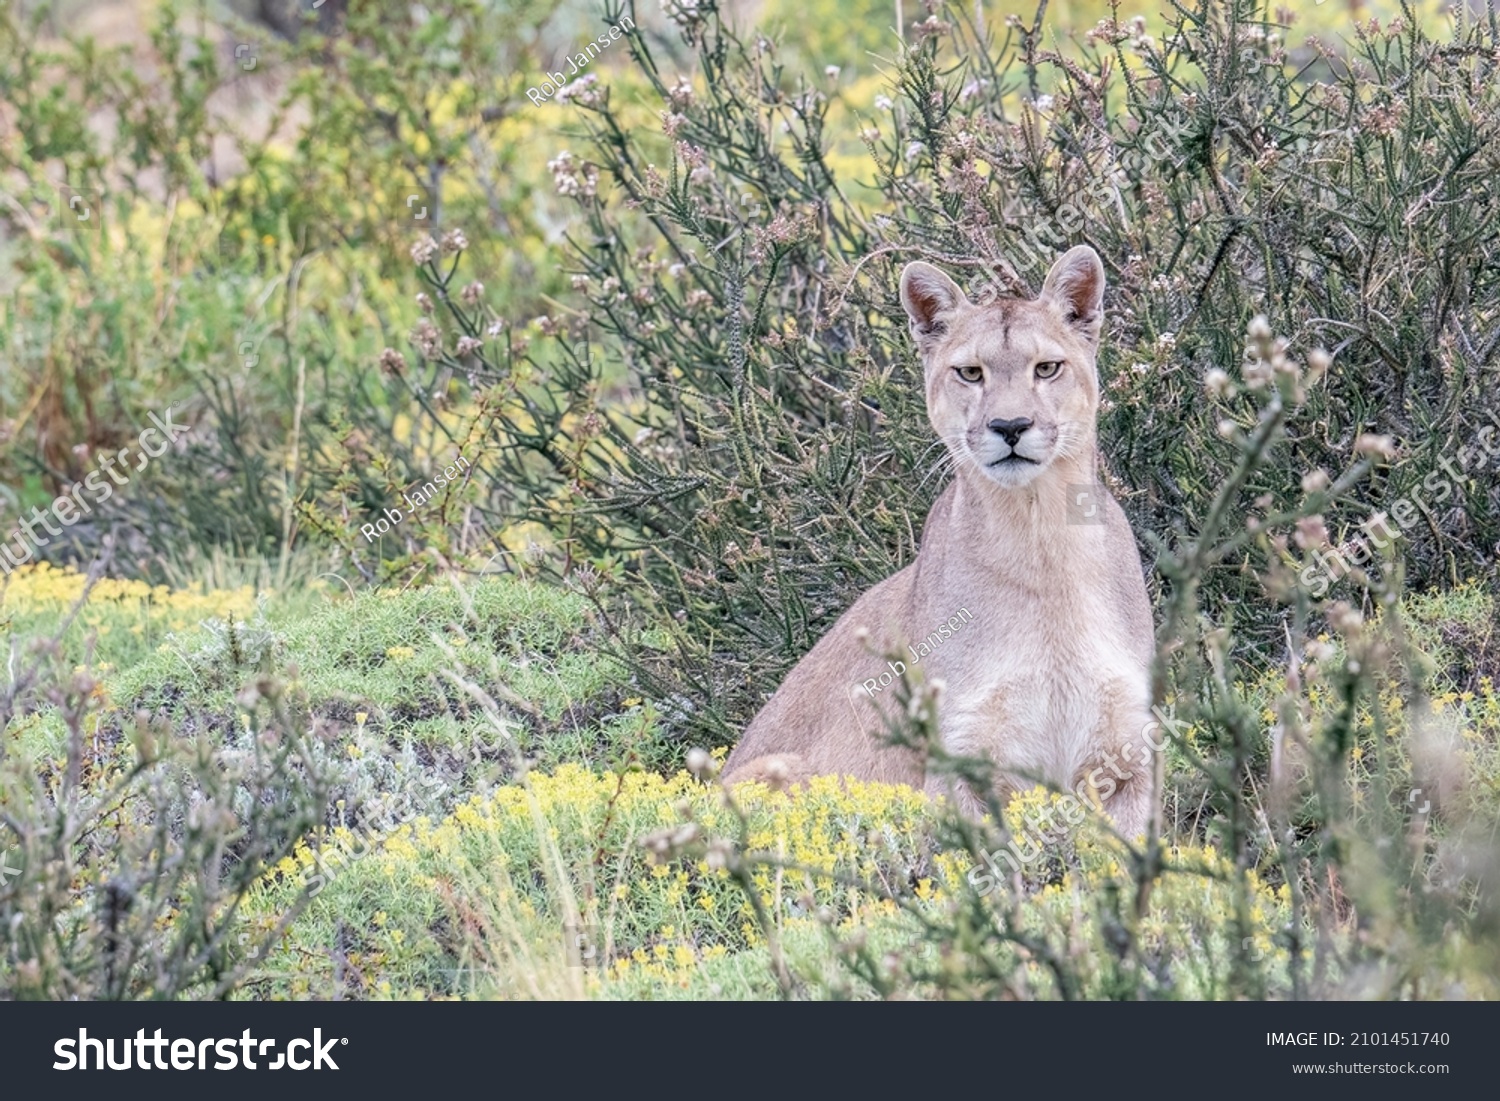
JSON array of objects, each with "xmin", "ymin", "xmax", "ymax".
[{"xmin": 722, "ymin": 247, "xmax": 1156, "ymax": 835}]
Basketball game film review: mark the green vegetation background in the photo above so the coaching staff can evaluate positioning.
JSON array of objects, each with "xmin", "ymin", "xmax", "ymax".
[{"xmin": 2, "ymin": 0, "xmax": 1498, "ymax": 1000}]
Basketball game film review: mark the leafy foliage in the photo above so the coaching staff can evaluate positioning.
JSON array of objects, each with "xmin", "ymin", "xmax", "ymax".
[
  {"xmin": 4, "ymin": 0, "xmax": 1500, "ymax": 1003},
  {"xmin": 415, "ymin": 0, "xmax": 1500, "ymax": 745}
]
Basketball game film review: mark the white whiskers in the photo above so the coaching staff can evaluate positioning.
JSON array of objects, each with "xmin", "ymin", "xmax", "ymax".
[{"xmin": 917, "ymin": 433, "xmax": 978, "ymax": 492}]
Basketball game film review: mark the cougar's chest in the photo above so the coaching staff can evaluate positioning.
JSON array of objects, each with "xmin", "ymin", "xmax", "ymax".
[{"xmin": 923, "ymin": 579, "xmax": 1144, "ymax": 784}]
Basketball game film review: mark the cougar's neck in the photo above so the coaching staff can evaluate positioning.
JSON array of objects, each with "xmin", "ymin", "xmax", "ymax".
[{"xmin": 937, "ymin": 444, "xmax": 1104, "ymax": 576}]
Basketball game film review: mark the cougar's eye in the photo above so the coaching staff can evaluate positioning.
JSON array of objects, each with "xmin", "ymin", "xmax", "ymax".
[
  {"xmin": 1034, "ymin": 360, "xmax": 1063, "ymax": 380},
  {"xmin": 954, "ymin": 364, "xmax": 984, "ymax": 383}
]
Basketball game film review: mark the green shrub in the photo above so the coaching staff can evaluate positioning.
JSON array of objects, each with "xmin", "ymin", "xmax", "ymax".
[
  {"xmin": 412, "ymin": 0, "xmax": 1500, "ymax": 743},
  {"xmin": 0, "ymin": 0, "xmax": 575, "ymax": 572},
  {"xmin": 376, "ymin": 0, "xmax": 1500, "ymax": 999},
  {"xmin": 0, "ymin": 615, "xmax": 329, "ymax": 999}
]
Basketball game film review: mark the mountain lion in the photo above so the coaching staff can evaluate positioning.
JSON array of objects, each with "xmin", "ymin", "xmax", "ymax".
[{"xmin": 722, "ymin": 246, "xmax": 1156, "ymax": 837}]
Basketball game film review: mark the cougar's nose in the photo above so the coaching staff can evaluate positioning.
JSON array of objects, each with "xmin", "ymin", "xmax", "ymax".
[{"xmin": 987, "ymin": 417, "xmax": 1034, "ymax": 447}]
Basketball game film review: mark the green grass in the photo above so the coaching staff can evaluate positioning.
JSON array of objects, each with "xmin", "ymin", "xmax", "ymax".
[
  {"xmin": 5, "ymin": 571, "xmax": 675, "ymax": 832},
  {"xmin": 4, "ymin": 565, "xmax": 1499, "ymax": 1001}
]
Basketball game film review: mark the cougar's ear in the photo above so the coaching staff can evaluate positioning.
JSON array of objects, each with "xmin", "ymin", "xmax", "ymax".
[
  {"xmin": 1040, "ymin": 245, "xmax": 1106, "ymax": 347},
  {"xmin": 900, "ymin": 262, "xmax": 968, "ymax": 351}
]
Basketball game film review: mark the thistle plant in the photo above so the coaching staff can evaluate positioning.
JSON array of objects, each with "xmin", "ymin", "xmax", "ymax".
[
  {"xmin": 406, "ymin": 0, "xmax": 1500, "ymax": 746},
  {"xmin": 394, "ymin": 0, "xmax": 1500, "ymax": 998}
]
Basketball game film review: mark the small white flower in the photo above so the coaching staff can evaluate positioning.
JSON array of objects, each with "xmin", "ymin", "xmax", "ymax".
[
  {"xmin": 1354, "ymin": 434, "xmax": 1397, "ymax": 459},
  {"xmin": 557, "ymin": 73, "xmax": 602, "ymax": 108},
  {"xmin": 663, "ymin": 0, "xmax": 705, "ymax": 31},
  {"xmin": 875, "ymin": 94, "xmax": 894, "ymax": 111},
  {"xmin": 410, "ymin": 235, "xmax": 439, "ymax": 265},
  {"xmin": 686, "ymin": 747, "xmax": 715, "ymax": 778}
]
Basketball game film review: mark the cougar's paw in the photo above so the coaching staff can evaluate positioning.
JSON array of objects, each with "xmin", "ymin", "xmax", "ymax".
[{"xmin": 721, "ymin": 752, "xmax": 809, "ymax": 793}]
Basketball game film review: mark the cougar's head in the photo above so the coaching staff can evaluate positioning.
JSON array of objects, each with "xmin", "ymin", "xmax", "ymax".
[{"xmin": 900, "ymin": 246, "xmax": 1104, "ymax": 489}]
